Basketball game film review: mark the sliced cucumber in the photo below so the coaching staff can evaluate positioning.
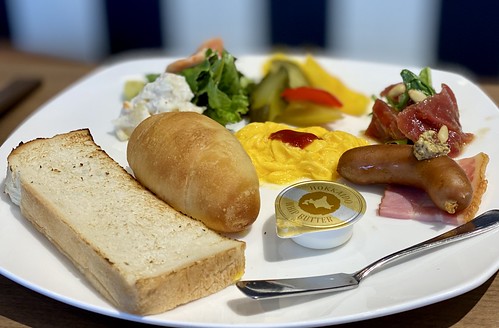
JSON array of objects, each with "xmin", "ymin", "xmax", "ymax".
[
  {"xmin": 123, "ymin": 80, "xmax": 146, "ymax": 100},
  {"xmin": 269, "ymin": 60, "xmax": 310, "ymax": 88},
  {"xmin": 249, "ymin": 67, "xmax": 289, "ymax": 122}
]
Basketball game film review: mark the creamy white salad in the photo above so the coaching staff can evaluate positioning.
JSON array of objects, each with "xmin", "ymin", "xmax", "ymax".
[{"xmin": 113, "ymin": 73, "xmax": 205, "ymax": 141}]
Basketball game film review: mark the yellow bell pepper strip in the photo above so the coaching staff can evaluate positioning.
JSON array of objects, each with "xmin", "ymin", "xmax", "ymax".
[
  {"xmin": 300, "ymin": 55, "xmax": 370, "ymax": 116},
  {"xmin": 276, "ymin": 101, "xmax": 343, "ymax": 127},
  {"xmin": 281, "ymin": 86, "xmax": 343, "ymax": 108}
]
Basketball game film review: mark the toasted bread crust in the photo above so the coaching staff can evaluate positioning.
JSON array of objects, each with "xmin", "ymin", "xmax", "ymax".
[{"xmin": 5, "ymin": 129, "xmax": 245, "ymax": 315}]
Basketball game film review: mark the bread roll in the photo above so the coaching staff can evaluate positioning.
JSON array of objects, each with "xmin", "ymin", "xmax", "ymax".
[{"xmin": 127, "ymin": 112, "xmax": 260, "ymax": 232}]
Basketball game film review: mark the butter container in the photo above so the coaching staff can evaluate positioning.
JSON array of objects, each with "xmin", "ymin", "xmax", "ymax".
[{"xmin": 275, "ymin": 180, "xmax": 366, "ymax": 249}]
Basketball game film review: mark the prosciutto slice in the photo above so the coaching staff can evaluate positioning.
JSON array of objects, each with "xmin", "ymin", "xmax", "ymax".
[
  {"xmin": 379, "ymin": 152, "xmax": 489, "ymax": 225},
  {"xmin": 396, "ymin": 84, "xmax": 474, "ymax": 157}
]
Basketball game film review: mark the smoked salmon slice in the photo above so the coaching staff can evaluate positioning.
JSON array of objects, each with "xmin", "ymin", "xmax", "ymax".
[{"xmin": 166, "ymin": 37, "xmax": 224, "ymax": 73}]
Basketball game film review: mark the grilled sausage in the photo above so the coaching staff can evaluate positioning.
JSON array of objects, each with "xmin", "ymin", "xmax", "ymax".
[{"xmin": 337, "ymin": 144, "xmax": 473, "ymax": 214}]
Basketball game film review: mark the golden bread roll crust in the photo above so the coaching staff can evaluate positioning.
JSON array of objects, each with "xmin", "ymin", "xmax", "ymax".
[{"xmin": 127, "ymin": 112, "xmax": 260, "ymax": 232}]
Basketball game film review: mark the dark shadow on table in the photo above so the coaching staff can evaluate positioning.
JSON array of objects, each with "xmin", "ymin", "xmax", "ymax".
[{"xmin": 0, "ymin": 272, "xmax": 496, "ymax": 328}]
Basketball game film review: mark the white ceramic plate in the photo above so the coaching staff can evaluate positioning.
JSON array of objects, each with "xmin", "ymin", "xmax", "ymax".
[{"xmin": 0, "ymin": 56, "xmax": 498, "ymax": 327}]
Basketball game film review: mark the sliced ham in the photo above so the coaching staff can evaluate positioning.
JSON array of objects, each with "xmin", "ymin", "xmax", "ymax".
[
  {"xmin": 378, "ymin": 152, "xmax": 489, "ymax": 225},
  {"xmin": 396, "ymin": 84, "xmax": 474, "ymax": 157}
]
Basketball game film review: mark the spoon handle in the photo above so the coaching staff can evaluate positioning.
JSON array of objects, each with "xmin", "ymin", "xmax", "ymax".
[
  {"xmin": 354, "ymin": 209, "xmax": 499, "ymax": 282},
  {"xmin": 237, "ymin": 210, "xmax": 499, "ymax": 299}
]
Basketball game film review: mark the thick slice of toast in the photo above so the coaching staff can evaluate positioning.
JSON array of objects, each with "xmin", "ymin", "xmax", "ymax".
[{"xmin": 4, "ymin": 129, "xmax": 245, "ymax": 315}]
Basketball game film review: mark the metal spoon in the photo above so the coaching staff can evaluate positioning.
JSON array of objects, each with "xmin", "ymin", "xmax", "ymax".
[{"xmin": 236, "ymin": 209, "xmax": 499, "ymax": 299}]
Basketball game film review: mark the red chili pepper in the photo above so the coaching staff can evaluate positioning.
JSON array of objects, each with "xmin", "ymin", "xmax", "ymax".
[{"xmin": 281, "ymin": 87, "xmax": 343, "ymax": 108}]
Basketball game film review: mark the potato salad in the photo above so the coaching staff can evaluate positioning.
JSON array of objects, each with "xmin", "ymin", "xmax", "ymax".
[{"xmin": 113, "ymin": 73, "xmax": 204, "ymax": 141}]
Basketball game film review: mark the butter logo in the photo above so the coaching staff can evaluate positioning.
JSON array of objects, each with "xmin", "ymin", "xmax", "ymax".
[{"xmin": 299, "ymin": 192, "xmax": 340, "ymax": 215}]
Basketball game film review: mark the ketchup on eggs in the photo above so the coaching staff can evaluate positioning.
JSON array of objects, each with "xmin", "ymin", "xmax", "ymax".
[{"xmin": 235, "ymin": 122, "xmax": 369, "ymax": 185}]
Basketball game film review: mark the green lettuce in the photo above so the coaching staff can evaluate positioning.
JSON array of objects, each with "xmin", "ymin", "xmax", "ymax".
[
  {"xmin": 179, "ymin": 49, "xmax": 253, "ymax": 126},
  {"xmin": 386, "ymin": 67, "xmax": 436, "ymax": 110},
  {"xmin": 401, "ymin": 67, "xmax": 436, "ymax": 97}
]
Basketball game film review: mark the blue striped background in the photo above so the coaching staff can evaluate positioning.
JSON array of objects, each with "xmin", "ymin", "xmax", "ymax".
[{"xmin": 1, "ymin": 0, "xmax": 497, "ymax": 79}]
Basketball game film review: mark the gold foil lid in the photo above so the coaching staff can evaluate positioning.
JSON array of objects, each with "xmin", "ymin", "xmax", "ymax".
[{"xmin": 275, "ymin": 180, "xmax": 366, "ymax": 238}]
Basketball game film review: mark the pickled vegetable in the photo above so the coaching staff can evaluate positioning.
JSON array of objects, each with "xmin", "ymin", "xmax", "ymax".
[
  {"xmin": 267, "ymin": 60, "xmax": 309, "ymax": 88},
  {"xmin": 276, "ymin": 102, "xmax": 343, "ymax": 126},
  {"xmin": 301, "ymin": 55, "xmax": 369, "ymax": 116},
  {"xmin": 250, "ymin": 56, "xmax": 344, "ymax": 125},
  {"xmin": 281, "ymin": 87, "xmax": 342, "ymax": 108},
  {"xmin": 124, "ymin": 80, "xmax": 146, "ymax": 100},
  {"xmin": 249, "ymin": 66, "xmax": 288, "ymax": 122}
]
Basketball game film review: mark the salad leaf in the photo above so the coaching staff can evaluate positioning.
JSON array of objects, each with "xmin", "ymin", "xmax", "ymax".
[
  {"xmin": 401, "ymin": 67, "xmax": 436, "ymax": 97},
  {"xmin": 145, "ymin": 73, "xmax": 160, "ymax": 83},
  {"xmin": 418, "ymin": 67, "xmax": 433, "ymax": 88},
  {"xmin": 179, "ymin": 49, "xmax": 253, "ymax": 126},
  {"xmin": 387, "ymin": 88, "xmax": 410, "ymax": 110},
  {"xmin": 384, "ymin": 67, "xmax": 436, "ymax": 110}
]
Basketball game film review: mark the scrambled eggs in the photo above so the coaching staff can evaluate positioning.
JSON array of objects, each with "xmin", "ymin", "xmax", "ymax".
[{"xmin": 235, "ymin": 122, "xmax": 369, "ymax": 185}]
